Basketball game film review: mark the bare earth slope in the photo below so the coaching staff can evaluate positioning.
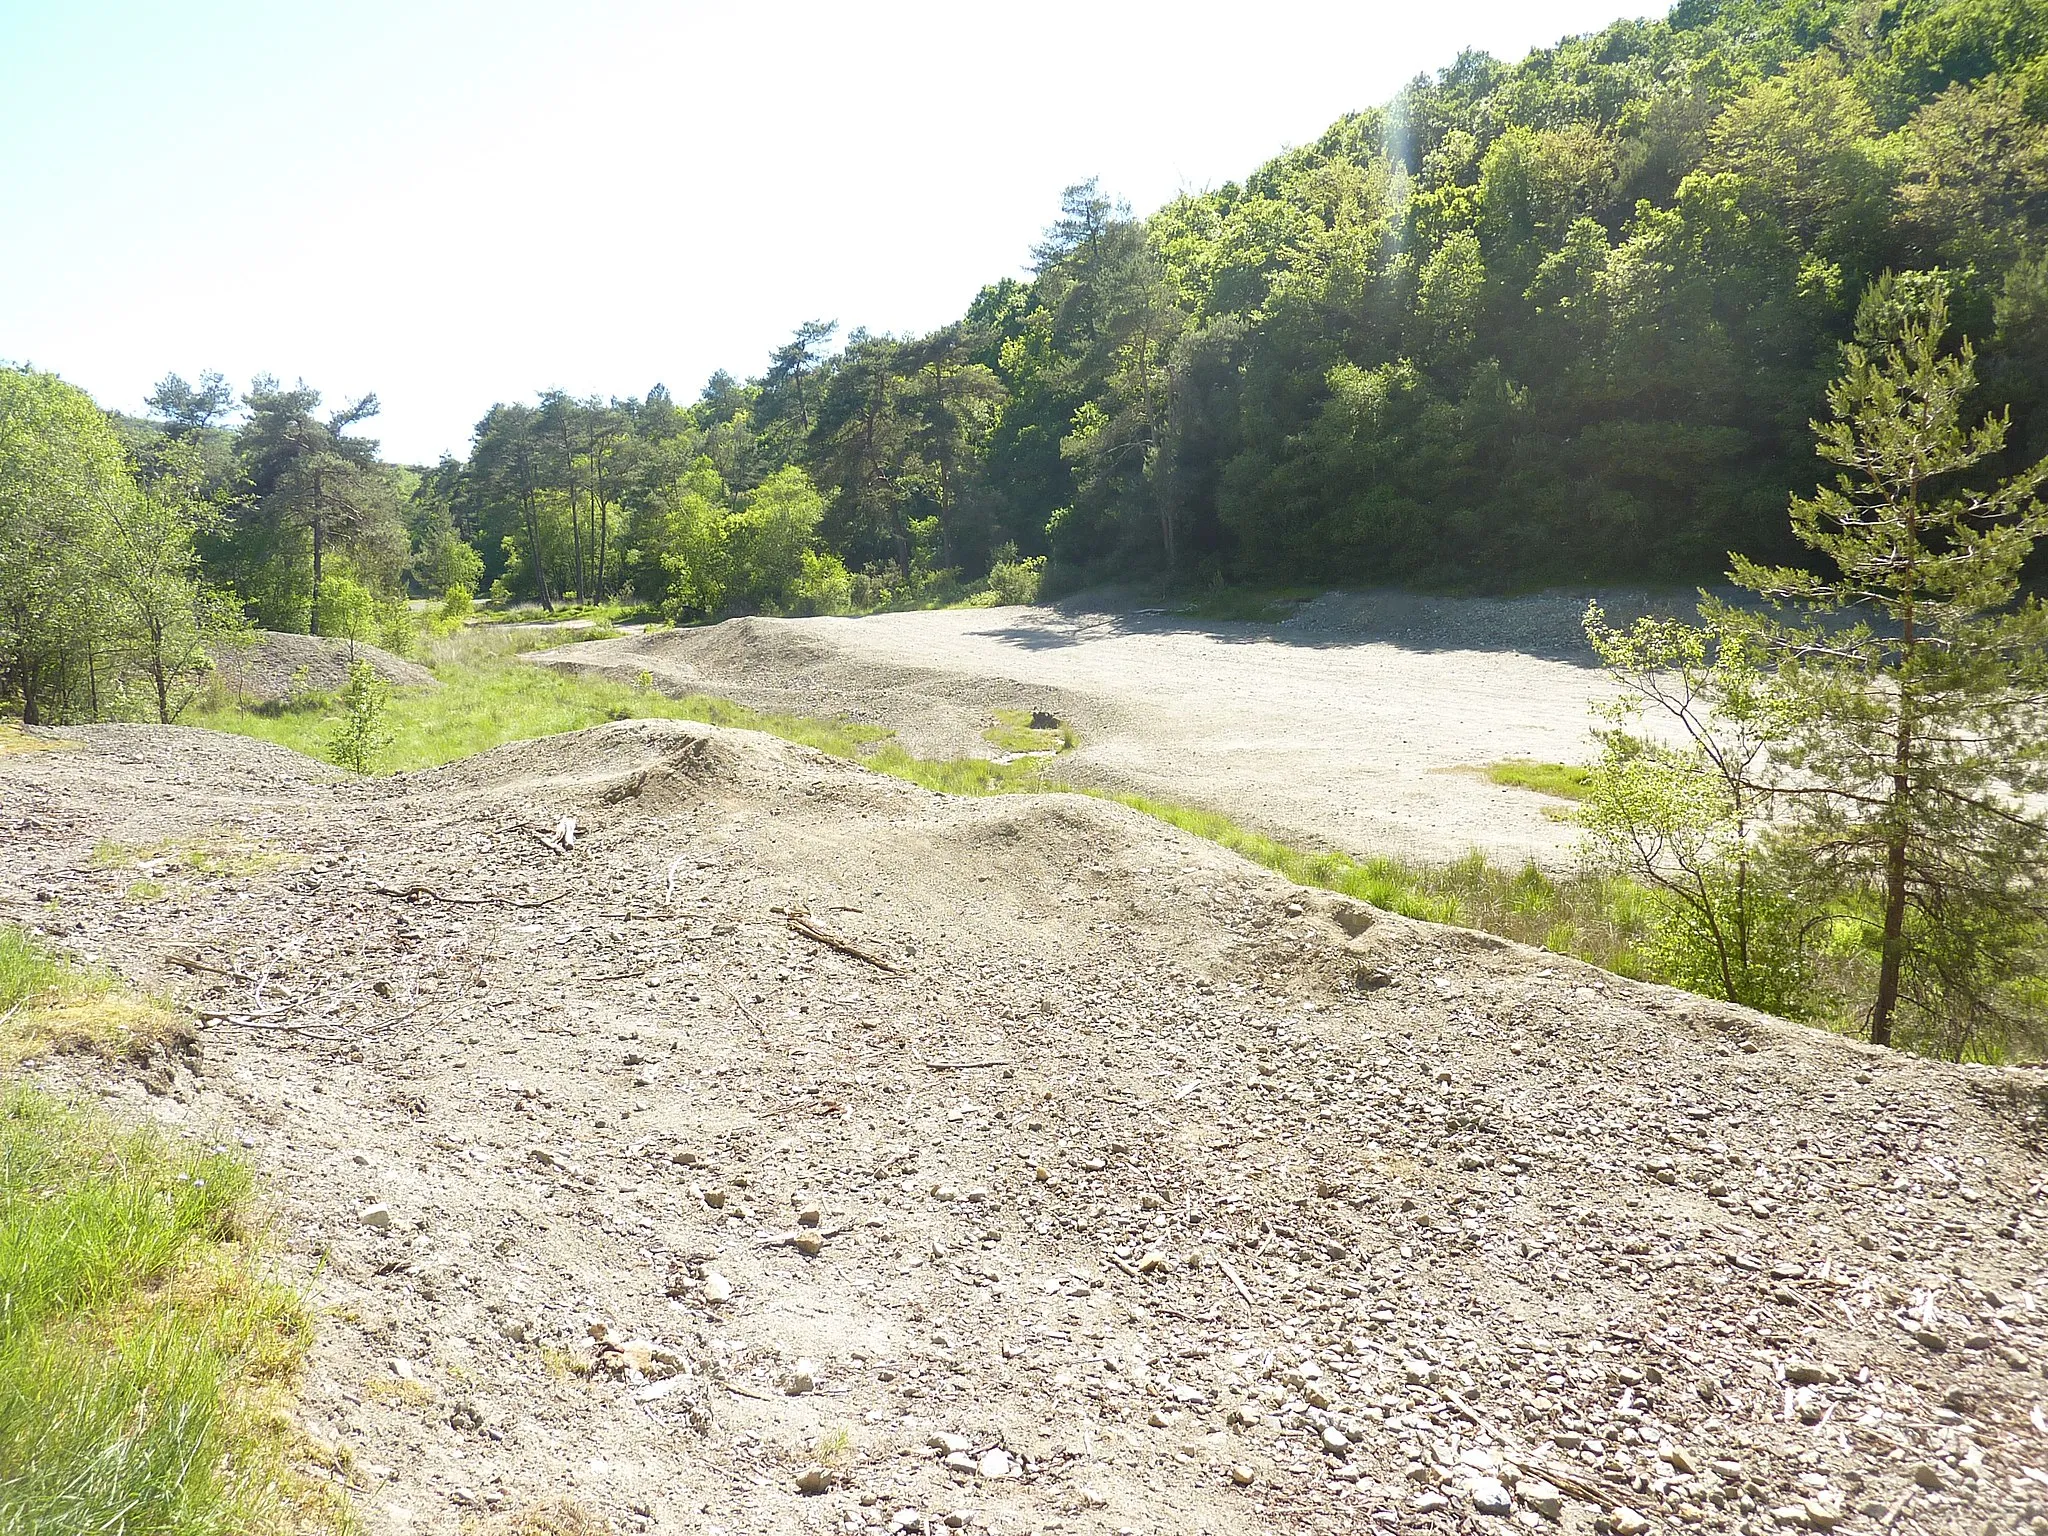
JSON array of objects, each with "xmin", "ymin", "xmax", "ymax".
[
  {"xmin": 3, "ymin": 721, "xmax": 2047, "ymax": 1536},
  {"xmin": 214, "ymin": 630, "xmax": 438, "ymax": 702},
  {"xmin": 530, "ymin": 594, "xmax": 1677, "ymax": 869}
]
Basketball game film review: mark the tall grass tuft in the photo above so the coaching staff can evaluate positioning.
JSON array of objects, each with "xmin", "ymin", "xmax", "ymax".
[{"xmin": 0, "ymin": 1083, "xmax": 337, "ymax": 1535}]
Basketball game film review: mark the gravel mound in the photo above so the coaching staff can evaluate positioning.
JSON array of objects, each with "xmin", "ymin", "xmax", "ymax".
[
  {"xmin": 211, "ymin": 631, "xmax": 436, "ymax": 703},
  {"xmin": 2, "ymin": 720, "xmax": 2044, "ymax": 1535}
]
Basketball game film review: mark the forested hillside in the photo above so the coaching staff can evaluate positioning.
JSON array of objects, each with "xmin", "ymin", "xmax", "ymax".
[
  {"xmin": 9, "ymin": 0, "xmax": 2048, "ymax": 690},
  {"xmin": 431, "ymin": 0, "xmax": 2048, "ymax": 606}
]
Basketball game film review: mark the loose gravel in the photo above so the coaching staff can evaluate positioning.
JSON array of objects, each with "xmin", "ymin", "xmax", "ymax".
[
  {"xmin": 533, "ymin": 592, "xmax": 1719, "ymax": 870},
  {"xmin": 1, "ymin": 718, "xmax": 2044, "ymax": 1536}
]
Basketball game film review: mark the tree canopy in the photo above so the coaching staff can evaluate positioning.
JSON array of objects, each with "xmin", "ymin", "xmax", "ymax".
[{"xmin": 422, "ymin": 0, "xmax": 2048, "ymax": 607}]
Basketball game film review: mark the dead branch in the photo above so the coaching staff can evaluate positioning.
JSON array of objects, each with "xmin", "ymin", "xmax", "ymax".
[
  {"xmin": 165, "ymin": 953, "xmax": 258, "ymax": 983},
  {"xmin": 1216, "ymin": 1256, "xmax": 1259, "ymax": 1315},
  {"xmin": 371, "ymin": 883, "xmax": 563, "ymax": 910},
  {"xmin": 786, "ymin": 912, "xmax": 901, "ymax": 973},
  {"xmin": 722, "ymin": 986, "xmax": 769, "ymax": 1046}
]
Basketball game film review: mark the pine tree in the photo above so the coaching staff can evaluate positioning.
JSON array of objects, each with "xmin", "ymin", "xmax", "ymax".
[{"xmin": 1731, "ymin": 272, "xmax": 2048, "ymax": 1057}]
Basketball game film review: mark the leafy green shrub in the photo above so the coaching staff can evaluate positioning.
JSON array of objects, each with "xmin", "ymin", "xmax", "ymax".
[
  {"xmin": 325, "ymin": 660, "xmax": 391, "ymax": 774},
  {"xmin": 984, "ymin": 550, "xmax": 1045, "ymax": 606},
  {"xmin": 375, "ymin": 593, "xmax": 419, "ymax": 658},
  {"xmin": 311, "ymin": 573, "xmax": 376, "ymax": 649},
  {"xmin": 790, "ymin": 549, "xmax": 854, "ymax": 615}
]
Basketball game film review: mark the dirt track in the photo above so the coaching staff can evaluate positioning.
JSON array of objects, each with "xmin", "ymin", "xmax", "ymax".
[
  {"xmin": 532, "ymin": 592, "xmax": 1691, "ymax": 869},
  {"xmin": 5, "ymin": 719, "xmax": 2047, "ymax": 1536}
]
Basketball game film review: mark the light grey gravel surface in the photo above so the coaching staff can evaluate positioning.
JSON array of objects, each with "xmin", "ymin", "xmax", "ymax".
[{"xmin": 534, "ymin": 591, "xmax": 1717, "ymax": 870}]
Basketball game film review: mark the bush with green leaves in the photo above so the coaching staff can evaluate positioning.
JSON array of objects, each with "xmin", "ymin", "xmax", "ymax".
[
  {"xmin": 984, "ymin": 546, "xmax": 1045, "ymax": 606},
  {"xmin": 790, "ymin": 549, "xmax": 854, "ymax": 615},
  {"xmin": 311, "ymin": 571, "xmax": 375, "ymax": 653},
  {"xmin": 325, "ymin": 658, "xmax": 392, "ymax": 774},
  {"xmin": 1579, "ymin": 606, "xmax": 1816, "ymax": 1015}
]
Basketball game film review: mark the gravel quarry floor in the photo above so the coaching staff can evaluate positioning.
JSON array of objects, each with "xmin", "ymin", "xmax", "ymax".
[
  {"xmin": 530, "ymin": 591, "xmax": 1711, "ymax": 870},
  {"xmin": 4, "ymin": 719, "xmax": 2047, "ymax": 1536}
]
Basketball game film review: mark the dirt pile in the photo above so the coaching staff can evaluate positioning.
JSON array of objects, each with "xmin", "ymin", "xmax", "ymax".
[
  {"xmin": 2, "ymin": 718, "xmax": 2045, "ymax": 1536},
  {"xmin": 212, "ymin": 630, "xmax": 437, "ymax": 702}
]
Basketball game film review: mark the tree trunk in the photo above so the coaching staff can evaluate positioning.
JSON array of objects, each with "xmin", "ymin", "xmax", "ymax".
[
  {"xmin": 890, "ymin": 496, "xmax": 912, "ymax": 577},
  {"xmin": 1871, "ymin": 551, "xmax": 1920, "ymax": 1049},
  {"xmin": 1871, "ymin": 758, "xmax": 1911, "ymax": 1049},
  {"xmin": 309, "ymin": 517, "xmax": 325, "ymax": 637},
  {"xmin": 522, "ymin": 498, "xmax": 556, "ymax": 612},
  {"xmin": 515, "ymin": 454, "xmax": 556, "ymax": 613},
  {"xmin": 151, "ymin": 619, "xmax": 171, "ymax": 724},
  {"xmin": 561, "ymin": 419, "xmax": 585, "ymax": 601},
  {"xmin": 569, "ymin": 494, "xmax": 586, "ymax": 602}
]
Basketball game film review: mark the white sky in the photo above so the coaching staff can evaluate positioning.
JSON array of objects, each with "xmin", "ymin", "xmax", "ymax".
[{"xmin": 1, "ymin": 1, "xmax": 1658, "ymax": 463}]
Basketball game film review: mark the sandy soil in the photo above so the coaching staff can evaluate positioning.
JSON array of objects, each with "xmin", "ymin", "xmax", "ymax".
[
  {"xmin": 3, "ymin": 719, "xmax": 2045, "ymax": 1536},
  {"xmin": 532, "ymin": 592, "xmax": 1708, "ymax": 869}
]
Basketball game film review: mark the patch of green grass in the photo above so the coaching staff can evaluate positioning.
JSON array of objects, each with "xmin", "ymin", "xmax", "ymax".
[
  {"xmin": 0, "ymin": 724, "xmax": 76, "ymax": 758},
  {"xmin": 90, "ymin": 837, "xmax": 299, "ymax": 880},
  {"xmin": 2, "ymin": 927, "xmax": 130, "ymax": 1061},
  {"xmin": 0, "ymin": 927, "xmax": 189, "ymax": 1083},
  {"xmin": 0, "ymin": 1086, "xmax": 340, "ymax": 1535},
  {"xmin": 0, "ymin": 931, "xmax": 346, "ymax": 1534},
  {"xmin": 0, "ymin": 926, "xmax": 103, "ymax": 1019},
  {"xmin": 868, "ymin": 744, "xmax": 1060, "ymax": 795},
  {"xmin": 1485, "ymin": 760, "xmax": 1593, "ymax": 800},
  {"xmin": 1084, "ymin": 795, "xmax": 1654, "ymax": 971},
  {"xmin": 981, "ymin": 708, "xmax": 1072, "ymax": 756},
  {"xmin": 188, "ymin": 653, "xmax": 895, "ymax": 776}
]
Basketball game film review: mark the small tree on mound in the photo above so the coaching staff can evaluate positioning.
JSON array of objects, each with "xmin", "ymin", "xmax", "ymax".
[
  {"xmin": 326, "ymin": 660, "xmax": 392, "ymax": 775},
  {"xmin": 100, "ymin": 440, "xmax": 250, "ymax": 723},
  {"xmin": 1579, "ymin": 607, "xmax": 1812, "ymax": 1015}
]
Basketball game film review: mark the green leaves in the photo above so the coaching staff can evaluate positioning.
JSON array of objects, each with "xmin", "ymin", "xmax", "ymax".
[
  {"xmin": 324, "ymin": 659, "xmax": 392, "ymax": 775},
  {"xmin": 1579, "ymin": 602, "xmax": 1807, "ymax": 1013},
  {"xmin": 1720, "ymin": 273, "xmax": 2048, "ymax": 1057}
]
